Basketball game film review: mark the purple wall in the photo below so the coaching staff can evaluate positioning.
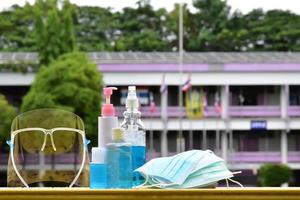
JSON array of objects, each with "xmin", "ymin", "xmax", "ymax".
[{"xmin": 229, "ymin": 151, "xmax": 300, "ymax": 163}]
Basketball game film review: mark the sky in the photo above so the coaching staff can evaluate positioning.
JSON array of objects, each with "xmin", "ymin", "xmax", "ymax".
[{"xmin": 0, "ymin": 0, "xmax": 300, "ymax": 14}]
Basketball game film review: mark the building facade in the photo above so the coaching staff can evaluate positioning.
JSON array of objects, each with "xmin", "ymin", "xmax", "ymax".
[{"xmin": 1, "ymin": 52, "xmax": 300, "ymax": 185}]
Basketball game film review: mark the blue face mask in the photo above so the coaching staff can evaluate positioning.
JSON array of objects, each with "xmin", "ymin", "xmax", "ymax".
[{"xmin": 135, "ymin": 150, "xmax": 241, "ymax": 189}]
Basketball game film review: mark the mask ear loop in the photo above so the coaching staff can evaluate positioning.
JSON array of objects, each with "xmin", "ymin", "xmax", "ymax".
[
  {"xmin": 132, "ymin": 171, "xmax": 176, "ymax": 189},
  {"xmin": 132, "ymin": 171, "xmax": 150, "ymax": 189},
  {"xmin": 226, "ymin": 171, "xmax": 243, "ymax": 188},
  {"xmin": 227, "ymin": 178, "xmax": 244, "ymax": 187}
]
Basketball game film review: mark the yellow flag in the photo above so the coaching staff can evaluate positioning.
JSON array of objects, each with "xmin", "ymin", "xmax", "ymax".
[{"xmin": 185, "ymin": 89, "xmax": 204, "ymax": 119}]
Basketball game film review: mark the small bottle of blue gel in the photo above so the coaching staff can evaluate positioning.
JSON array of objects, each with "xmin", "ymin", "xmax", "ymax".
[{"xmin": 90, "ymin": 147, "xmax": 107, "ymax": 189}]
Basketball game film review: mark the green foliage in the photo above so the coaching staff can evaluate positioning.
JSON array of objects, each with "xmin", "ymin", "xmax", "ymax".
[
  {"xmin": 21, "ymin": 52, "xmax": 102, "ymax": 145},
  {"xmin": 0, "ymin": 0, "xmax": 300, "ymax": 52},
  {"xmin": 259, "ymin": 163, "xmax": 292, "ymax": 187},
  {"xmin": 0, "ymin": 94, "xmax": 17, "ymax": 145},
  {"xmin": 0, "ymin": 62, "xmax": 39, "ymax": 73},
  {"xmin": 34, "ymin": 0, "xmax": 76, "ymax": 65},
  {"xmin": 187, "ymin": 0, "xmax": 230, "ymax": 51},
  {"xmin": 0, "ymin": 4, "xmax": 36, "ymax": 51}
]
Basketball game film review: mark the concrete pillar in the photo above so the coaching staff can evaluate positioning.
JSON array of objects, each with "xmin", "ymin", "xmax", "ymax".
[
  {"xmin": 221, "ymin": 85, "xmax": 229, "ymax": 120},
  {"xmin": 221, "ymin": 131, "xmax": 228, "ymax": 162},
  {"xmin": 229, "ymin": 130, "xmax": 233, "ymax": 153},
  {"xmin": 281, "ymin": 85, "xmax": 289, "ymax": 131},
  {"xmin": 202, "ymin": 129, "xmax": 207, "ymax": 149},
  {"xmin": 189, "ymin": 130, "xmax": 193, "ymax": 150},
  {"xmin": 281, "ymin": 130, "xmax": 288, "ymax": 164},
  {"xmin": 161, "ymin": 130, "xmax": 168, "ymax": 156},
  {"xmin": 280, "ymin": 85, "xmax": 289, "ymax": 119},
  {"xmin": 221, "ymin": 85, "xmax": 229, "ymax": 162},
  {"xmin": 216, "ymin": 130, "xmax": 220, "ymax": 151},
  {"xmin": 280, "ymin": 85, "xmax": 289, "ymax": 164}
]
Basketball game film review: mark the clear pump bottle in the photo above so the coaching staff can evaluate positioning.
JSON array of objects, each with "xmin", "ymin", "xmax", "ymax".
[
  {"xmin": 106, "ymin": 128, "xmax": 132, "ymax": 189},
  {"xmin": 120, "ymin": 86, "xmax": 146, "ymax": 186}
]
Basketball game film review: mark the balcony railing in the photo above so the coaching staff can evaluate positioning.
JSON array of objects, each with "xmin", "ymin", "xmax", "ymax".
[
  {"xmin": 288, "ymin": 106, "xmax": 300, "ymax": 117},
  {"xmin": 229, "ymin": 106, "xmax": 281, "ymax": 117},
  {"xmin": 116, "ymin": 105, "xmax": 300, "ymax": 118},
  {"xmin": 229, "ymin": 151, "xmax": 300, "ymax": 163},
  {"xmin": 1, "ymin": 151, "xmax": 300, "ymax": 169},
  {"xmin": 115, "ymin": 106, "xmax": 221, "ymax": 118}
]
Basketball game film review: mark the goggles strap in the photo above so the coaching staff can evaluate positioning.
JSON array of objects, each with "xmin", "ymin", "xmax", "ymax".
[{"xmin": 6, "ymin": 140, "xmax": 13, "ymax": 149}]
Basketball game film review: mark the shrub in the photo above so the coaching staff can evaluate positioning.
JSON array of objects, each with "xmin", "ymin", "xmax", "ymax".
[
  {"xmin": 21, "ymin": 52, "xmax": 102, "ymax": 145},
  {"xmin": 259, "ymin": 163, "xmax": 292, "ymax": 187},
  {"xmin": 0, "ymin": 94, "xmax": 17, "ymax": 147}
]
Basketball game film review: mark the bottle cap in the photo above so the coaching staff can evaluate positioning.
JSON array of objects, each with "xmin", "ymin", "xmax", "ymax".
[
  {"xmin": 102, "ymin": 87, "xmax": 117, "ymax": 116},
  {"xmin": 112, "ymin": 128, "xmax": 124, "ymax": 140},
  {"xmin": 126, "ymin": 86, "xmax": 139, "ymax": 110},
  {"xmin": 91, "ymin": 147, "xmax": 106, "ymax": 163}
]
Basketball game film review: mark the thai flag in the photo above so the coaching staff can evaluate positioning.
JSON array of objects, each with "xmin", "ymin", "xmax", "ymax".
[
  {"xmin": 160, "ymin": 74, "xmax": 168, "ymax": 94},
  {"xmin": 149, "ymin": 92, "xmax": 157, "ymax": 114},
  {"xmin": 214, "ymin": 93, "xmax": 222, "ymax": 115},
  {"xmin": 182, "ymin": 75, "xmax": 191, "ymax": 92}
]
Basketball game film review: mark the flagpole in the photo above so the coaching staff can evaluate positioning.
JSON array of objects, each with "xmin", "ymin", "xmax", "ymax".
[
  {"xmin": 161, "ymin": 74, "xmax": 168, "ymax": 157},
  {"xmin": 149, "ymin": 93, "xmax": 154, "ymax": 159},
  {"xmin": 189, "ymin": 87, "xmax": 193, "ymax": 149},
  {"xmin": 178, "ymin": 2, "xmax": 184, "ymax": 153}
]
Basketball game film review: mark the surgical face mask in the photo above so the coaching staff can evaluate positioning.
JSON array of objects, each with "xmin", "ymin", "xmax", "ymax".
[
  {"xmin": 135, "ymin": 150, "xmax": 241, "ymax": 189},
  {"xmin": 7, "ymin": 109, "xmax": 90, "ymax": 187}
]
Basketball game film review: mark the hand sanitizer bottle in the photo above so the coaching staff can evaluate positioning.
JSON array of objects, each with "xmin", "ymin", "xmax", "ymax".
[
  {"xmin": 99, "ymin": 87, "xmax": 118, "ymax": 148},
  {"xmin": 121, "ymin": 86, "xmax": 146, "ymax": 186},
  {"xmin": 90, "ymin": 147, "xmax": 107, "ymax": 189},
  {"xmin": 106, "ymin": 128, "xmax": 132, "ymax": 188}
]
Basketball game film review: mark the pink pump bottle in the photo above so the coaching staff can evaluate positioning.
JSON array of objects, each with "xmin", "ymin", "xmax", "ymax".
[{"xmin": 98, "ymin": 87, "xmax": 118, "ymax": 148}]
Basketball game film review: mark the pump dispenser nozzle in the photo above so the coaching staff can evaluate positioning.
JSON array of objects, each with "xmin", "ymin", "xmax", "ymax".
[
  {"xmin": 126, "ymin": 86, "xmax": 139, "ymax": 110},
  {"xmin": 102, "ymin": 87, "xmax": 117, "ymax": 116}
]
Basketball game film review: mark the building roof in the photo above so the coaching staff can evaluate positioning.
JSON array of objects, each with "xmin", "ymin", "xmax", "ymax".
[{"xmin": 1, "ymin": 52, "xmax": 300, "ymax": 64}]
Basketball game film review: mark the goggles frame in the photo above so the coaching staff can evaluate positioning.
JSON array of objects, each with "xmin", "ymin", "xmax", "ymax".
[{"xmin": 8, "ymin": 127, "xmax": 88, "ymax": 188}]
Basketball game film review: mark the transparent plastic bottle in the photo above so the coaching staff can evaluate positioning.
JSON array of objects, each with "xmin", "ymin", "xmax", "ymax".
[
  {"xmin": 106, "ymin": 128, "xmax": 132, "ymax": 189},
  {"xmin": 90, "ymin": 147, "xmax": 107, "ymax": 189},
  {"xmin": 121, "ymin": 86, "xmax": 146, "ymax": 186}
]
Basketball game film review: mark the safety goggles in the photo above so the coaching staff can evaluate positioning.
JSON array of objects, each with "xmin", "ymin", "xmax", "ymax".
[{"xmin": 7, "ymin": 109, "xmax": 90, "ymax": 187}]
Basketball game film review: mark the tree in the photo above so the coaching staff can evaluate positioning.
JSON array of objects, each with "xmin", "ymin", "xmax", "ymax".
[
  {"xmin": 0, "ymin": 94, "xmax": 17, "ymax": 147},
  {"xmin": 259, "ymin": 163, "xmax": 292, "ymax": 187},
  {"xmin": 0, "ymin": 0, "xmax": 300, "ymax": 52},
  {"xmin": 0, "ymin": 3, "xmax": 36, "ymax": 51},
  {"xmin": 34, "ymin": 0, "xmax": 76, "ymax": 65},
  {"xmin": 74, "ymin": 6, "xmax": 116, "ymax": 51},
  {"xmin": 187, "ymin": 0, "xmax": 230, "ymax": 51},
  {"xmin": 21, "ymin": 52, "xmax": 102, "ymax": 145},
  {"xmin": 166, "ymin": 3, "xmax": 193, "ymax": 51},
  {"xmin": 113, "ymin": 1, "xmax": 171, "ymax": 51}
]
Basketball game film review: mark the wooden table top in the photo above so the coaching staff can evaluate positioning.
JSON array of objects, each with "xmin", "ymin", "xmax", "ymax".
[{"xmin": 1, "ymin": 188, "xmax": 300, "ymax": 200}]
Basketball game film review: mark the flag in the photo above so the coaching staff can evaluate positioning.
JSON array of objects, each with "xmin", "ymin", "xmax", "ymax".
[
  {"xmin": 161, "ymin": 74, "xmax": 168, "ymax": 121},
  {"xmin": 238, "ymin": 93, "xmax": 245, "ymax": 105},
  {"xmin": 160, "ymin": 74, "xmax": 168, "ymax": 94},
  {"xmin": 149, "ymin": 92, "xmax": 157, "ymax": 114},
  {"xmin": 182, "ymin": 74, "xmax": 192, "ymax": 92},
  {"xmin": 214, "ymin": 92, "xmax": 222, "ymax": 115},
  {"xmin": 185, "ymin": 90, "xmax": 204, "ymax": 119}
]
